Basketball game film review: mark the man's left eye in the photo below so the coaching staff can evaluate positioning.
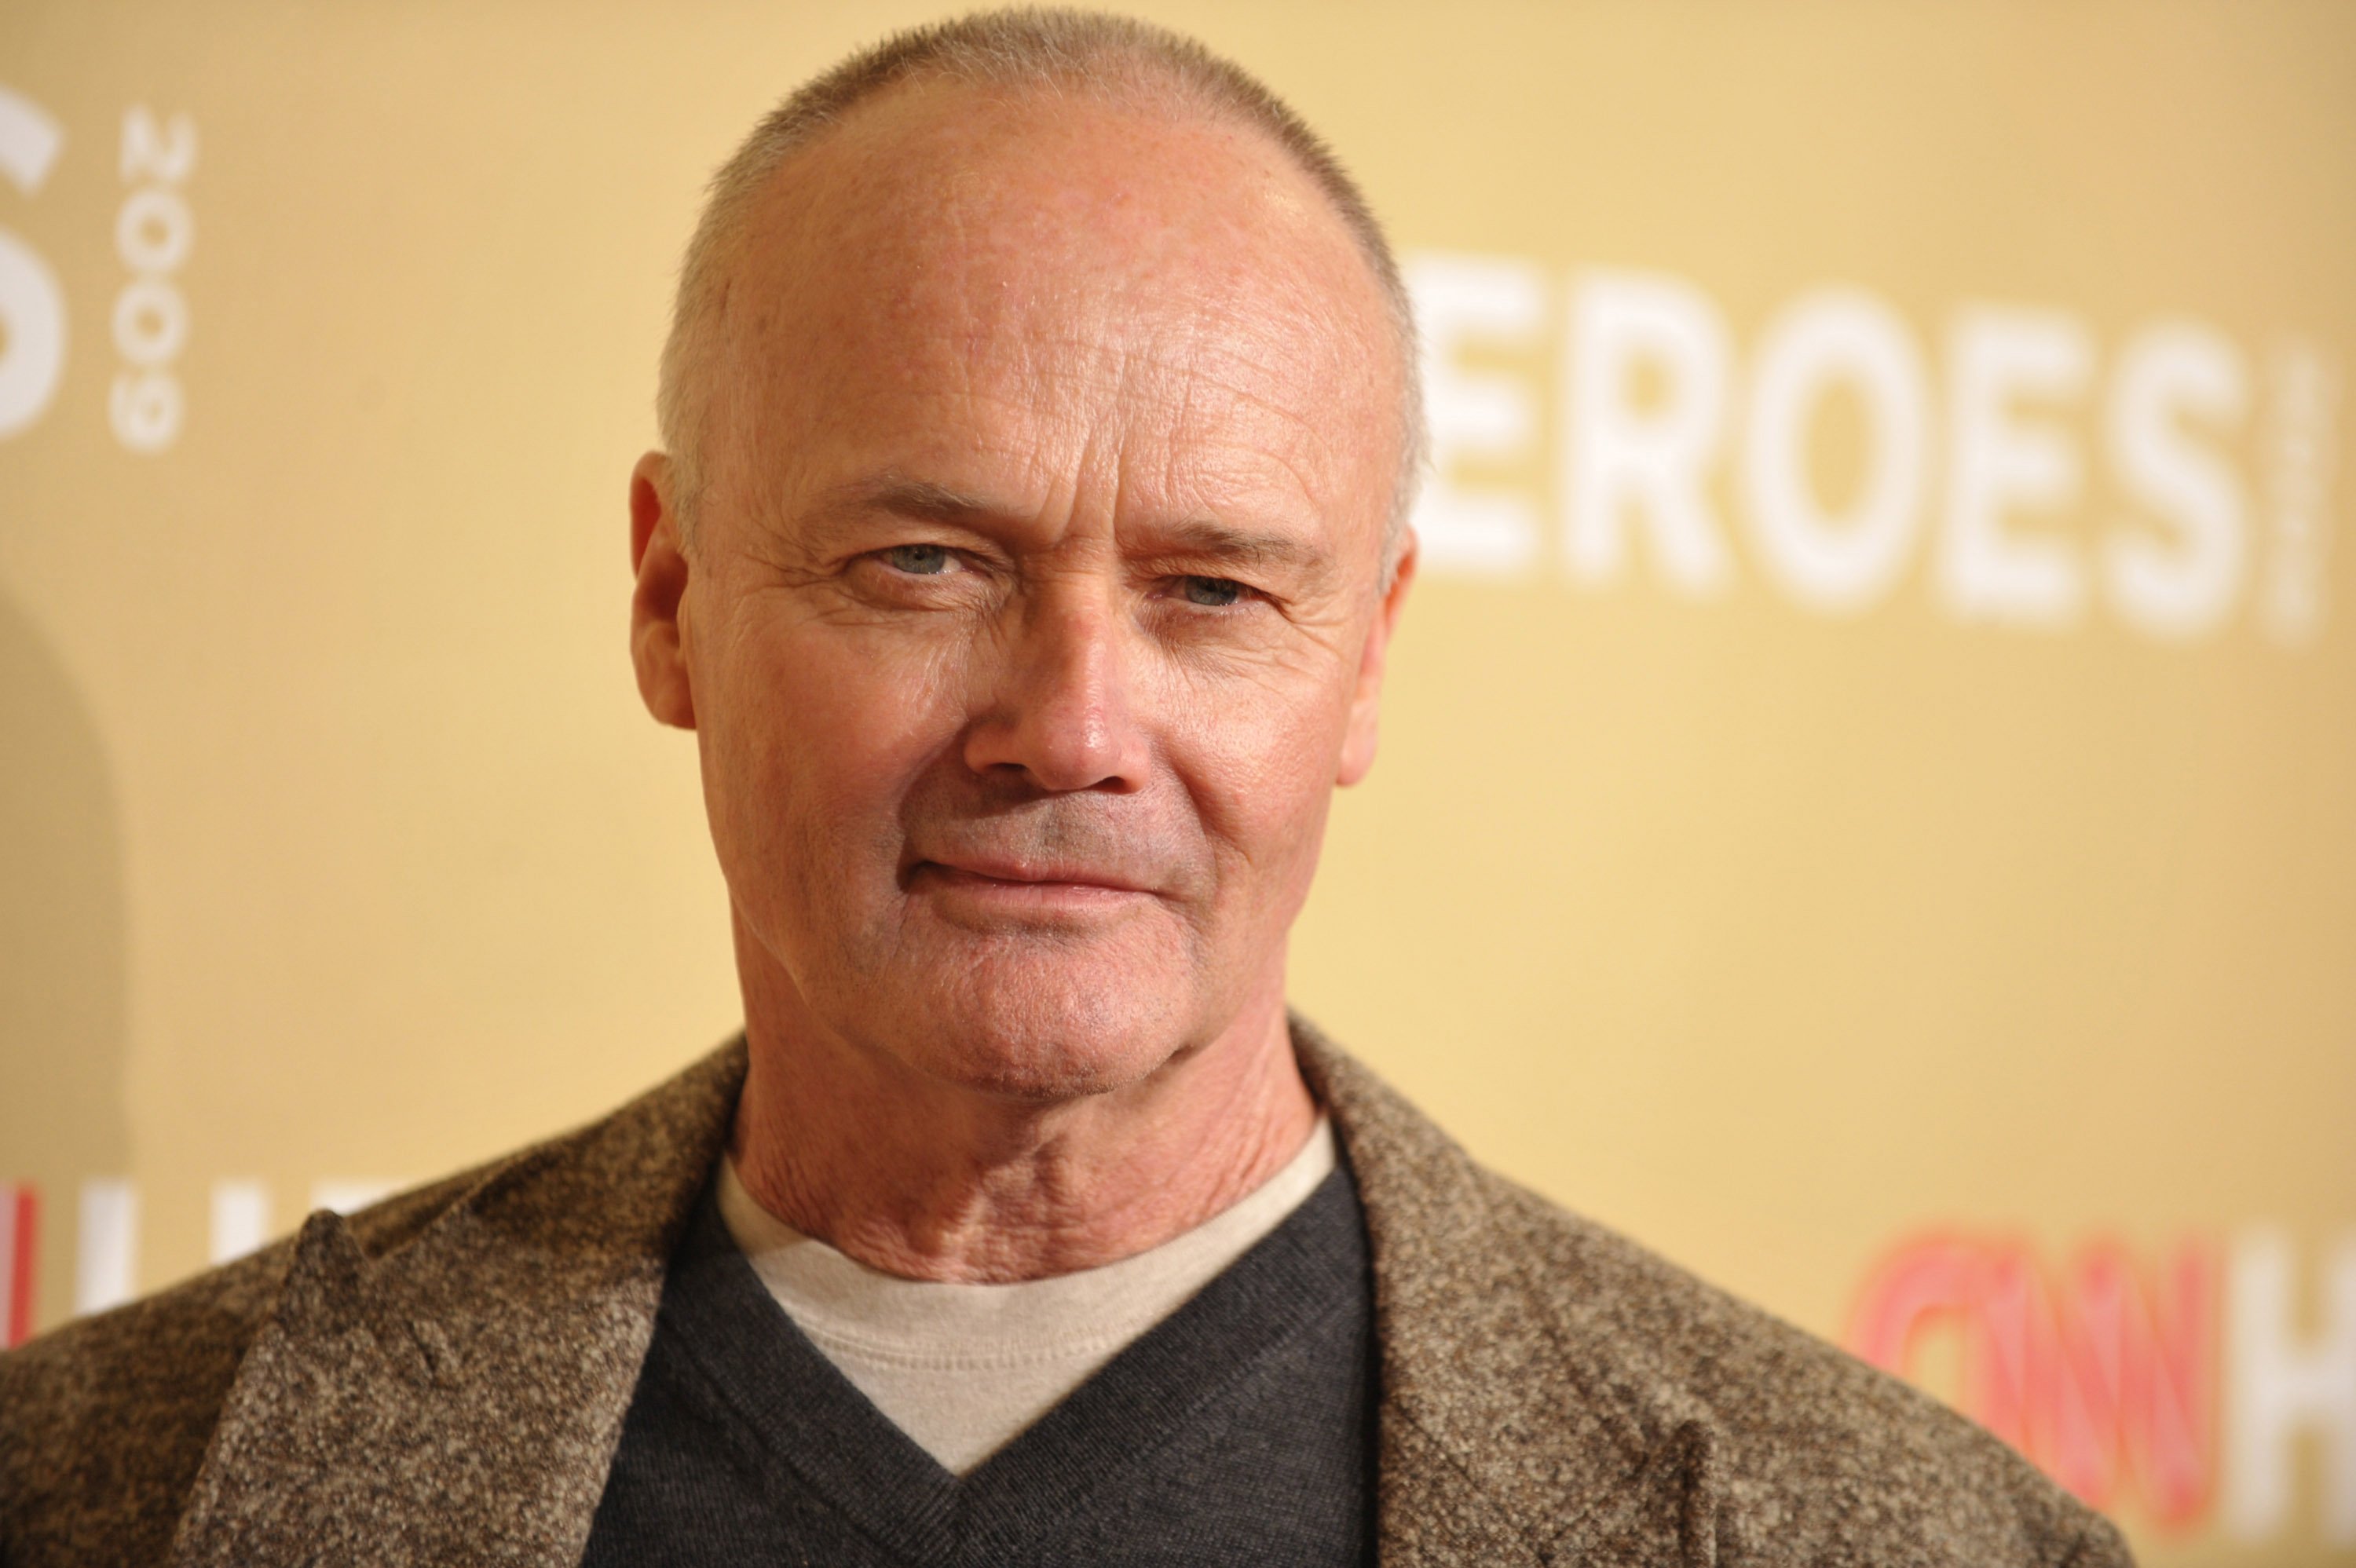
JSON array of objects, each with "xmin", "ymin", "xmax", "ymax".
[
  {"xmin": 1179, "ymin": 576, "xmax": 1245, "ymax": 608},
  {"xmin": 881, "ymin": 544, "xmax": 954, "ymax": 576}
]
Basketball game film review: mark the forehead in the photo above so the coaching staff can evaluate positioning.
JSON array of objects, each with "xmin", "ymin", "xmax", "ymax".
[{"xmin": 703, "ymin": 79, "xmax": 1402, "ymax": 528}]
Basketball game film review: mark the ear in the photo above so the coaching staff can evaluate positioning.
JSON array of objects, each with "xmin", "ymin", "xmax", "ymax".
[
  {"xmin": 630, "ymin": 451, "xmax": 697, "ymax": 730},
  {"xmin": 1337, "ymin": 526, "xmax": 1416, "ymax": 788}
]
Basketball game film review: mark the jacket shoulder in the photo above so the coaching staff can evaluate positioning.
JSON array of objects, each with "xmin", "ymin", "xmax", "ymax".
[
  {"xmin": 0, "ymin": 1042, "xmax": 746, "ymax": 1566},
  {"xmin": 0, "ymin": 1162, "xmax": 488, "ymax": 1566},
  {"xmin": 0, "ymin": 1241, "xmax": 286, "ymax": 1566},
  {"xmin": 1482, "ymin": 1174, "xmax": 2135, "ymax": 1567}
]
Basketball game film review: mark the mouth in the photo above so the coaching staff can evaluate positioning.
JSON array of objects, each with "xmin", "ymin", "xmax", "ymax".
[{"xmin": 905, "ymin": 854, "xmax": 1159, "ymax": 913}]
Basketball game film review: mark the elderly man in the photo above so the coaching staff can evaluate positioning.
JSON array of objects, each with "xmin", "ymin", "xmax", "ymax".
[{"xmin": 2, "ymin": 11, "xmax": 2133, "ymax": 1567}]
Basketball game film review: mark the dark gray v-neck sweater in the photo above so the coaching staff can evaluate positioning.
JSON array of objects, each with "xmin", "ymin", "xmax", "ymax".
[{"xmin": 580, "ymin": 1160, "xmax": 1378, "ymax": 1566}]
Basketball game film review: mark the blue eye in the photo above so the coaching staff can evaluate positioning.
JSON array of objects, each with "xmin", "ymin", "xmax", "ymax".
[
  {"xmin": 1180, "ymin": 576, "xmax": 1244, "ymax": 607},
  {"xmin": 882, "ymin": 545, "xmax": 953, "ymax": 575}
]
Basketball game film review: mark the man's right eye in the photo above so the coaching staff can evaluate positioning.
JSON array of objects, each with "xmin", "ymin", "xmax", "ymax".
[{"xmin": 880, "ymin": 544, "xmax": 954, "ymax": 576}]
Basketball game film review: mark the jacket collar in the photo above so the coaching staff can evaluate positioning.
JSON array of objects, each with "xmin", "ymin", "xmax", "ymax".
[
  {"xmin": 171, "ymin": 1025, "xmax": 1709, "ymax": 1566},
  {"xmin": 1294, "ymin": 1019, "xmax": 1714, "ymax": 1566}
]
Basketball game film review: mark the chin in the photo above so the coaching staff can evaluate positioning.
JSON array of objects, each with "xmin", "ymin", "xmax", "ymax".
[{"xmin": 882, "ymin": 952, "xmax": 1193, "ymax": 1103}]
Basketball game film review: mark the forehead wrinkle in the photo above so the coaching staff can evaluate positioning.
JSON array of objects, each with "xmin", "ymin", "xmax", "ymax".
[
  {"xmin": 735, "ymin": 333, "xmax": 1340, "ymax": 550},
  {"xmin": 836, "ymin": 324, "xmax": 1332, "ymax": 492},
  {"xmin": 962, "ymin": 306, "xmax": 1343, "ymax": 484},
  {"xmin": 1078, "ymin": 342, "xmax": 1348, "ymax": 550}
]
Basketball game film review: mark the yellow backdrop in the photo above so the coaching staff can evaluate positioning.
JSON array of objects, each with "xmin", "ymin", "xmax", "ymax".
[{"xmin": 2, "ymin": 4, "xmax": 2350, "ymax": 1563}]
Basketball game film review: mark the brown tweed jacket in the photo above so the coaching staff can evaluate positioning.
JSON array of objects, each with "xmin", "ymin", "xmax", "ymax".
[{"xmin": 1, "ymin": 1022, "xmax": 2131, "ymax": 1567}]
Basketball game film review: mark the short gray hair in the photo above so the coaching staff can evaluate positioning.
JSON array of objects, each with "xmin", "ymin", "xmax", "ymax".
[{"xmin": 657, "ymin": 7, "xmax": 1425, "ymax": 567}]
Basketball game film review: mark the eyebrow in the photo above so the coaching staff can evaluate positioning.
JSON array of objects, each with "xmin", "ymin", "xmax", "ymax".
[
  {"xmin": 819, "ymin": 476, "xmax": 1005, "ymax": 525},
  {"xmin": 1131, "ymin": 517, "xmax": 1327, "ymax": 575},
  {"xmin": 818, "ymin": 476, "xmax": 1330, "ymax": 574}
]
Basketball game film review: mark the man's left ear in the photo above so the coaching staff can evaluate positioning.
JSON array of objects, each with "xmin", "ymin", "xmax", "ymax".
[
  {"xmin": 1337, "ymin": 527, "xmax": 1416, "ymax": 787},
  {"xmin": 630, "ymin": 451, "xmax": 697, "ymax": 731}
]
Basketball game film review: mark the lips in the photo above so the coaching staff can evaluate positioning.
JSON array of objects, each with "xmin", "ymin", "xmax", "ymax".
[{"xmin": 909, "ymin": 853, "xmax": 1154, "ymax": 895}]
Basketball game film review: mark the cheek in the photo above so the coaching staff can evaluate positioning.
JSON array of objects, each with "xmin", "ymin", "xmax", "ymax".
[
  {"xmin": 1167, "ymin": 653, "xmax": 1352, "ymax": 902},
  {"xmin": 699, "ymin": 616, "xmax": 967, "ymax": 919}
]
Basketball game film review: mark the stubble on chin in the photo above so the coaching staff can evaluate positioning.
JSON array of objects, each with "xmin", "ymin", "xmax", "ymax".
[{"xmin": 840, "ymin": 907, "xmax": 1202, "ymax": 1102}]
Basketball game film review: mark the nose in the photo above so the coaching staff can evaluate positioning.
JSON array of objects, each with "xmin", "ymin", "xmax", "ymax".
[{"xmin": 961, "ymin": 588, "xmax": 1150, "ymax": 793}]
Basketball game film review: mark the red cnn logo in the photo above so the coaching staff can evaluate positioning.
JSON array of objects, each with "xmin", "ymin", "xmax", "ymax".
[{"xmin": 1848, "ymin": 1234, "xmax": 2216, "ymax": 1529}]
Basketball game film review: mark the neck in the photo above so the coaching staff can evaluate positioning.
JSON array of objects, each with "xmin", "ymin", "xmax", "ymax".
[{"xmin": 726, "ymin": 951, "xmax": 1319, "ymax": 1285}]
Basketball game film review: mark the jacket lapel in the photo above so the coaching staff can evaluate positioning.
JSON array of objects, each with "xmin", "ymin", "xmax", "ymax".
[
  {"xmin": 1297, "ymin": 1020, "xmax": 1720, "ymax": 1567},
  {"xmin": 166, "ymin": 1042, "xmax": 746, "ymax": 1568}
]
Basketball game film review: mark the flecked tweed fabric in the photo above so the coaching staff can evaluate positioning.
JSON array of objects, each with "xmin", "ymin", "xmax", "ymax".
[
  {"xmin": 0, "ymin": 1018, "xmax": 2136, "ymax": 1568},
  {"xmin": 580, "ymin": 1164, "xmax": 1375, "ymax": 1565}
]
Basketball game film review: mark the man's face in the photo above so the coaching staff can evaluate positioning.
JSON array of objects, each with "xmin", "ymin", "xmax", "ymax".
[{"xmin": 639, "ymin": 81, "xmax": 1412, "ymax": 1099}]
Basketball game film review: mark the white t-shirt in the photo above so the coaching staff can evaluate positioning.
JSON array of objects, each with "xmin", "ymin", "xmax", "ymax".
[{"xmin": 715, "ymin": 1120, "xmax": 1338, "ymax": 1475}]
